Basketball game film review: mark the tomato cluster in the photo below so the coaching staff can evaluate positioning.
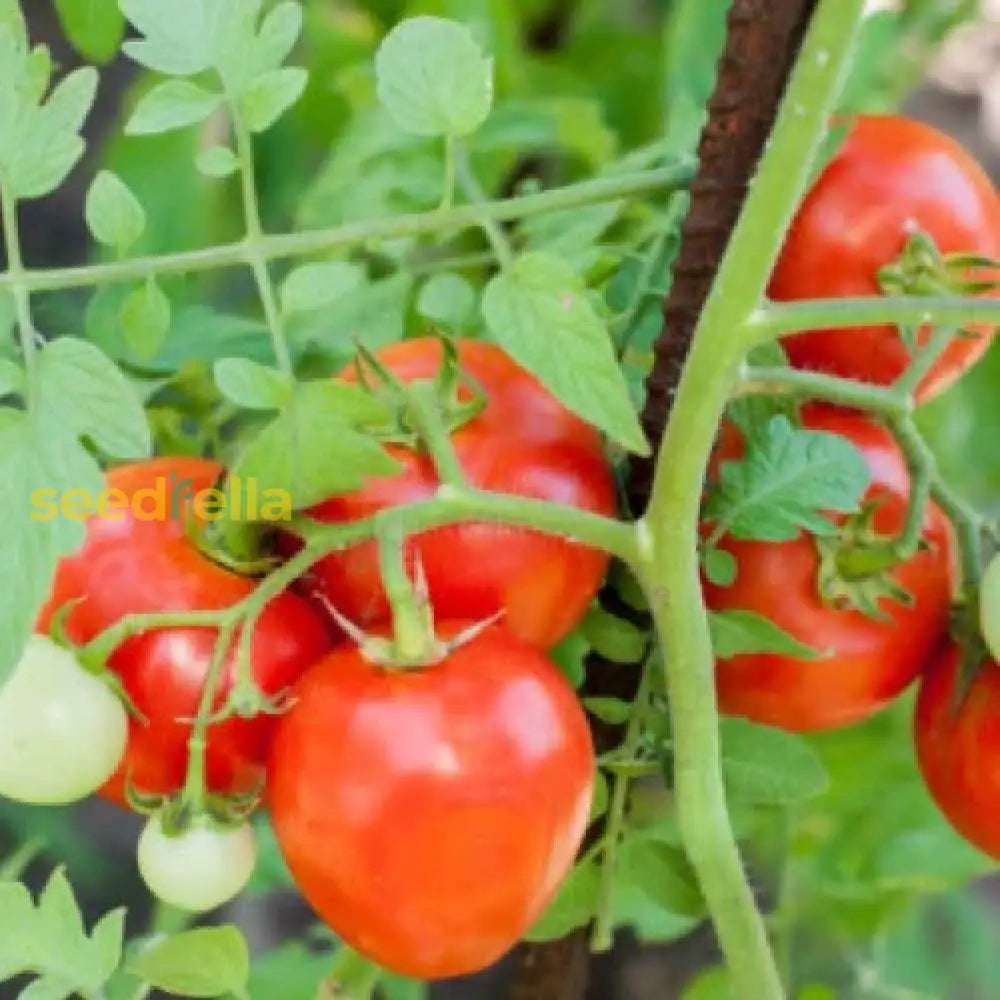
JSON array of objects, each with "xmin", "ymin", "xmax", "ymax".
[{"xmin": 5, "ymin": 339, "xmax": 602, "ymax": 978}]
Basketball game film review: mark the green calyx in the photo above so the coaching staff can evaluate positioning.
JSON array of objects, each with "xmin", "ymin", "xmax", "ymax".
[{"xmin": 815, "ymin": 501, "xmax": 914, "ymax": 621}]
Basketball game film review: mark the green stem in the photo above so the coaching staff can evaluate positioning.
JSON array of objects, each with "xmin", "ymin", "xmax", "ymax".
[
  {"xmin": 591, "ymin": 654, "xmax": 653, "ymax": 952},
  {"xmin": 639, "ymin": 3, "xmax": 865, "ymax": 996},
  {"xmin": 375, "ymin": 511, "xmax": 432, "ymax": 663},
  {"xmin": 407, "ymin": 380, "xmax": 467, "ymax": 487},
  {"xmin": 894, "ymin": 324, "xmax": 958, "ymax": 398},
  {"xmin": 440, "ymin": 133, "xmax": 457, "ymax": 211},
  {"xmin": 738, "ymin": 365, "xmax": 909, "ymax": 417},
  {"xmin": 754, "ymin": 296, "xmax": 1000, "ymax": 340},
  {"xmin": 932, "ymin": 477, "xmax": 985, "ymax": 595},
  {"xmin": 0, "ymin": 181, "xmax": 37, "ymax": 397},
  {"xmin": 181, "ymin": 621, "xmax": 238, "ymax": 812},
  {"xmin": 455, "ymin": 142, "xmax": 516, "ymax": 269},
  {"xmin": 1, "ymin": 166, "xmax": 692, "ymax": 295},
  {"xmin": 318, "ymin": 945, "xmax": 381, "ymax": 1000},
  {"xmin": 81, "ymin": 609, "xmax": 236, "ymax": 667},
  {"xmin": 231, "ymin": 101, "xmax": 293, "ymax": 376}
]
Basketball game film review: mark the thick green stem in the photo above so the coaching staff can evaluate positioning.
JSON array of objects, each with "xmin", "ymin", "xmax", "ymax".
[
  {"xmin": 754, "ymin": 296, "xmax": 1000, "ymax": 339},
  {"xmin": 407, "ymin": 380, "xmax": 468, "ymax": 487},
  {"xmin": 639, "ymin": 2, "xmax": 864, "ymax": 996},
  {"xmin": 231, "ymin": 102, "xmax": 294, "ymax": 376},
  {"xmin": 375, "ymin": 511, "xmax": 432, "ymax": 662},
  {"xmin": 0, "ymin": 181, "xmax": 37, "ymax": 398},
  {"xmin": 0, "ymin": 167, "xmax": 692, "ymax": 295}
]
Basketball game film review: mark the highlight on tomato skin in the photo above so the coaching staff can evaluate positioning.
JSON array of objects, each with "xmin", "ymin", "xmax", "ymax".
[
  {"xmin": 35, "ymin": 457, "xmax": 335, "ymax": 811},
  {"xmin": 915, "ymin": 646, "xmax": 1000, "ymax": 862},
  {"xmin": 266, "ymin": 622, "xmax": 596, "ymax": 980},
  {"xmin": 292, "ymin": 337, "xmax": 618, "ymax": 652},
  {"xmin": 704, "ymin": 407, "xmax": 954, "ymax": 733},
  {"xmin": 770, "ymin": 114, "xmax": 1000, "ymax": 402}
]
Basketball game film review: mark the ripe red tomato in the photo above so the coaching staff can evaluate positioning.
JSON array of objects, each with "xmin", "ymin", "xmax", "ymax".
[
  {"xmin": 770, "ymin": 115, "xmax": 1000, "ymax": 401},
  {"xmin": 299, "ymin": 338, "xmax": 616, "ymax": 649},
  {"xmin": 704, "ymin": 407, "xmax": 953, "ymax": 731},
  {"xmin": 915, "ymin": 645, "xmax": 1000, "ymax": 860},
  {"xmin": 37, "ymin": 458, "xmax": 332, "ymax": 809},
  {"xmin": 267, "ymin": 623, "xmax": 595, "ymax": 979}
]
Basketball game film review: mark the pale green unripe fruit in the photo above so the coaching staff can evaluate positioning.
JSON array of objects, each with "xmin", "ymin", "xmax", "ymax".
[
  {"xmin": 138, "ymin": 817, "xmax": 258, "ymax": 913},
  {"xmin": 0, "ymin": 635, "xmax": 128, "ymax": 805}
]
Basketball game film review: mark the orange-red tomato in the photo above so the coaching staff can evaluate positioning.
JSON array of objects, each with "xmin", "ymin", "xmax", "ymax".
[
  {"xmin": 916, "ymin": 645, "xmax": 1000, "ymax": 860},
  {"xmin": 705, "ymin": 408, "xmax": 953, "ymax": 731},
  {"xmin": 298, "ymin": 338, "xmax": 617, "ymax": 649},
  {"xmin": 38, "ymin": 458, "xmax": 332, "ymax": 809},
  {"xmin": 771, "ymin": 115, "xmax": 1000, "ymax": 401},
  {"xmin": 267, "ymin": 623, "xmax": 595, "ymax": 978}
]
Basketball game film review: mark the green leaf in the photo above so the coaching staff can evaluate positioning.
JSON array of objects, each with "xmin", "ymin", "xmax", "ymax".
[
  {"xmin": 0, "ymin": 358, "xmax": 24, "ymax": 398},
  {"xmin": 616, "ymin": 837, "xmax": 704, "ymax": 918},
  {"xmin": 214, "ymin": 358, "xmax": 293, "ymax": 411},
  {"xmin": 231, "ymin": 381, "xmax": 399, "ymax": 509},
  {"xmin": 681, "ymin": 968, "xmax": 732, "ymax": 1000},
  {"xmin": 247, "ymin": 942, "xmax": 330, "ymax": 1000},
  {"xmin": 582, "ymin": 606, "xmax": 647, "ymax": 664},
  {"xmin": 708, "ymin": 609, "xmax": 822, "ymax": 660},
  {"xmin": 583, "ymin": 697, "xmax": 632, "ymax": 726},
  {"xmin": 118, "ymin": 277, "xmax": 171, "ymax": 361},
  {"xmin": 0, "ymin": 63, "xmax": 98, "ymax": 200},
  {"xmin": 871, "ymin": 825, "xmax": 992, "ymax": 891},
  {"xmin": 129, "ymin": 927, "xmax": 250, "ymax": 1000},
  {"xmin": 524, "ymin": 860, "xmax": 600, "ymax": 942},
  {"xmin": 482, "ymin": 252, "xmax": 648, "ymax": 454},
  {"xmin": 241, "ymin": 66, "xmax": 307, "ymax": 132},
  {"xmin": 54, "ymin": 0, "xmax": 125, "ymax": 63},
  {"xmin": 280, "ymin": 262, "xmax": 365, "ymax": 316},
  {"xmin": 717, "ymin": 717, "xmax": 829, "ymax": 805},
  {"xmin": 125, "ymin": 80, "xmax": 223, "ymax": 136},
  {"xmin": 36, "ymin": 337, "xmax": 151, "ymax": 460},
  {"xmin": 417, "ymin": 272, "xmax": 476, "ymax": 330},
  {"xmin": 704, "ymin": 415, "xmax": 870, "ymax": 542},
  {"xmin": 85, "ymin": 170, "xmax": 146, "ymax": 253},
  {"xmin": 550, "ymin": 628, "xmax": 588, "ymax": 690},
  {"xmin": 120, "ymin": 0, "xmax": 217, "ymax": 76},
  {"xmin": 702, "ymin": 547, "xmax": 737, "ymax": 587},
  {"xmin": 375, "ymin": 16, "xmax": 494, "ymax": 138},
  {"xmin": 252, "ymin": 3, "xmax": 303, "ymax": 75},
  {"xmin": 0, "ymin": 870, "xmax": 125, "ymax": 995},
  {"xmin": 196, "ymin": 145, "xmax": 239, "ymax": 178}
]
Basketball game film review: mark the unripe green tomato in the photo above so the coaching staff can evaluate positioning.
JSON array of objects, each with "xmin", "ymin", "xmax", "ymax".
[
  {"xmin": 0, "ymin": 635, "xmax": 127, "ymax": 804},
  {"xmin": 980, "ymin": 554, "xmax": 1000, "ymax": 661},
  {"xmin": 138, "ymin": 816, "xmax": 257, "ymax": 913}
]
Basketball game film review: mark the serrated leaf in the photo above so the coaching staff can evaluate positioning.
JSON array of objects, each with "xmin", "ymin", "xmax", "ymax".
[
  {"xmin": 280, "ymin": 262, "xmax": 364, "ymax": 316},
  {"xmin": 616, "ymin": 837, "xmax": 704, "ymax": 918},
  {"xmin": 85, "ymin": 170, "xmax": 146, "ymax": 253},
  {"xmin": 708, "ymin": 609, "xmax": 821, "ymax": 660},
  {"xmin": 126, "ymin": 79, "xmax": 223, "ymax": 136},
  {"xmin": 120, "ymin": 0, "xmax": 216, "ymax": 76},
  {"xmin": 0, "ymin": 65, "xmax": 98, "ymax": 200},
  {"xmin": 196, "ymin": 145, "xmax": 239, "ymax": 178},
  {"xmin": 231, "ymin": 381, "xmax": 399, "ymax": 509},
  {"xmin": 717, "ymin": 718, "xmax": 829, "ymax": 805},
  {"xmin": 118, "ymin": 278, "xmax": 171, "ymax": 361},
  {"xmin": 704, "ymin": 416, "xmax": 870, "ymax": 542},
  {"xmin": 482, "ymin": 251, "xmax": 648, "ymax": 454},
  {"xmin": 417, "ymin": 272, "xmax": 476, "ymax": 329},
  {"xmin": 375, "ymin": 16, "xmax": 494, "ymax": 138},
  {"xmin": 36, "ymin": 337, "xmax": 151, "ymax": 459},
  {"xmin": 0, "ymin": 870, "xmax": 125, "ymax": 995},
  {"xmin": 129, "ymin": 927, "xmax": 250, "ymax": 1000},
  {"xmin": 214, "ymin": 358, "xmax": 292, "ymax": 410},
  {"xmin": 524, "ymin": 860, "xmax": 600, "ymax": 942},
  {"xmin": 241, "ymin": 66, "xmax": 307, "ymax": 132},
  {"xmin": 582, "ymin": 606, "xmax": 647, "ymax": 664},
  {"xmin": 54, "ymin": 0, "xmax": 125, "ymax": 64}
]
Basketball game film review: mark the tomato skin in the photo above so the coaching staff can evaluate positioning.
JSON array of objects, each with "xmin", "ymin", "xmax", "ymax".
[
  {"xmin": 298, "ymin": 338, "xmax": 616, "ymax": 650},
  {"xmin": 771, "ymin": 115, "xmax": 1000, "ymax": 401},
  {"xmin": 37, "ymin": 458, "xmax": 333, "ymax": 809},
  {"xmin": 705, "ymin": 408, "xmax": 953, "ymax": 732},
  {"xmin": 267, "ymin": 623, "xmax": 595, "ymax": 979},
  {"xmin": 915, "ymin": 646, "xmax": 1000, "ymax": 860}
]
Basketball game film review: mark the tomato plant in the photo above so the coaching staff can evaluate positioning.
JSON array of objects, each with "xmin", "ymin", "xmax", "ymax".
[
  {"xmin": 267, "ymin": 623, "xmax": 595, "ymax": 979},
  {"xmin": 36, "ymin": 458, "xmax": 333, "ymax": 809},
  {"xmin": 297, "ymin": 337, "xmax": 617, "ymax": 650},
  {"xmin": 0, "ymin": 2, "xmax": 997, "ymax": 1000},
  {"xmin": 705, "ymin": 407, "xmax": 953, "ymax": 731},
  {"xmin": 771, "ymin": 114, "xmax": 1000, "ymax": 401}
]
